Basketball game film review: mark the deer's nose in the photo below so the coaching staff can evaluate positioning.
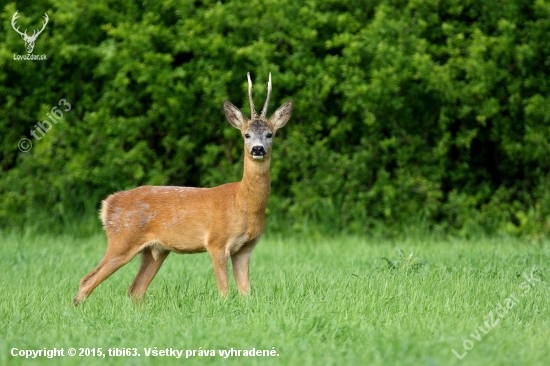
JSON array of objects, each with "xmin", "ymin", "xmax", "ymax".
[{"xmin": 251, "ymin": 146, "xmax": 266, "ymax": 156}]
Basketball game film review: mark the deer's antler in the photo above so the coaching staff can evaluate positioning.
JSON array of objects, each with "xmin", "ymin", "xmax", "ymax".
[
  {"xmin": 247, "ymin": 72, "xmax": 257, "ymax": 120},
  {"xmin": 11, "ymin": 11, "xmax": 28, "ymax": 38},
  {"xmin": 29, "ymin": 13, "xmax": 48, "ymax": 40},
  {"xmin": 11, "ymin": 11, "xmax": 48, "ymax": 41},
  {"xmin": 260, "ymin": 73, "xmax": 272, "ymax": 120}
]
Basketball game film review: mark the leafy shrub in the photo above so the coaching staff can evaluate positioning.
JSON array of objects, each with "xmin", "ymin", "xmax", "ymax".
[{"xmin": 1, "ymin": 0, "xmax": 549, "ymax": 236}]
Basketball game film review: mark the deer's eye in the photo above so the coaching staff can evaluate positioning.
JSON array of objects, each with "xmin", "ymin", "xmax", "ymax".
[
  {"xmin": 245, "ymin": 133, "xmax": 250, "ymax": 139},
  {"xmin": 266, "ymin": 133, "xmax": 273, "ymax": 139}
]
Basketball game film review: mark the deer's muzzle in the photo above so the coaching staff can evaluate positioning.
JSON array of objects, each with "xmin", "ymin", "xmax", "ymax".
[{"xmin": 251, "ymin": 146, "xmax": 266, "ymax": 159}]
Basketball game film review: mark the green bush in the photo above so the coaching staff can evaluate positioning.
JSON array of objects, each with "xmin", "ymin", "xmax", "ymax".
[{"xmin": 1, "ymin": 0, "xmax": 549, "ymax": 236}]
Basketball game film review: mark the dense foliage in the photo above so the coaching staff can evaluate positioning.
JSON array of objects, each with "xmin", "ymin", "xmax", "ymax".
[{"xmin": 1, "ymin": 0, "xmax": 549, "ymax": 235}]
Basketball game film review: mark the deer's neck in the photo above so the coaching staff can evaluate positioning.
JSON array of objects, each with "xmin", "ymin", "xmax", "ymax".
[{"xmin": 238, "ymin": 155, "xmax": 271, "ymax": 236}]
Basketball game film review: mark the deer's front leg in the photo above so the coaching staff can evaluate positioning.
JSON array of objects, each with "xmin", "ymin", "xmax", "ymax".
[
  {"xmin": 231, "ymin": 239, "xmax": 259, "ymax": 295},
  {"xmin": 231, "ymin": 252, "xmax": 251, "ymax": 295},
  {"xmin": 208, "ymin": 247, "xmax": 229, "ymax": 296}
]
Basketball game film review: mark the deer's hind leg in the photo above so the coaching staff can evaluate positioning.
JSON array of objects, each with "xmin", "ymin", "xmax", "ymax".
[
  {"xmin": 127, "ymin": 246, "xmax": 169, "ymax": 301},
  {"xmin": 73, "ymin": 238, "xmax": 142, "ymax": 306}
]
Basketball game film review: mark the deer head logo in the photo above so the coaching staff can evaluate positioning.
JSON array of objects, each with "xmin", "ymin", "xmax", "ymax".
[{"xmin": 11, "ymin": 11, "xmax": 48, "ymax": 54}]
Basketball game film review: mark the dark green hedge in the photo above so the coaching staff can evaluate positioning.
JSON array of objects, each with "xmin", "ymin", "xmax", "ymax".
[{"xmin": 1, "ymin": 0, "xmax": 549, "ymax": 236}]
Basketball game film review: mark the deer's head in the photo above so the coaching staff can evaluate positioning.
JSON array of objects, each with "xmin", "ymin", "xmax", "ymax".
[
  {"xmin": 224, "ymin": 73, "xmax": 293, "ymax": 162},
  {"xmin": 11, "ymin": 11, "xmax": 48, "ymax": 54}
]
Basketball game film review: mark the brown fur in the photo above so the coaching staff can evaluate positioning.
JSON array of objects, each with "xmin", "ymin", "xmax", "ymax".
[{"xmin": 73, "ymin": 74, "xmax": 293, "ymax": 305}]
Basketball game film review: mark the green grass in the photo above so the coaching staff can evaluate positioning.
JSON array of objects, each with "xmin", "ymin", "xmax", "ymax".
[{"xmin": 0, "ymin": 230, "xmax": 548, "ymax": 365}]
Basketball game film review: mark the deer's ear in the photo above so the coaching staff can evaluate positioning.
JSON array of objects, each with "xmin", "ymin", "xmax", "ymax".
[
  {"xmin": 269, "ymin": 100, "xmax": 293, "ymax": 130},
  {"xmin": 223, "ymin": 101, "xmax": 246, "ymax": 129}
]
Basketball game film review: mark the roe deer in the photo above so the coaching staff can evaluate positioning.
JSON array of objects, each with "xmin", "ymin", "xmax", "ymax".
[{"xmin": 73, "ymin": 73, "xmax": 293, "ymax": 305}]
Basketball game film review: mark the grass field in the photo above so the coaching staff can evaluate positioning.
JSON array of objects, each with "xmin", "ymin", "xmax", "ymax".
[{"xmin": 0, "ymin": 229, "xmax": 548, "ymax": 365}]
